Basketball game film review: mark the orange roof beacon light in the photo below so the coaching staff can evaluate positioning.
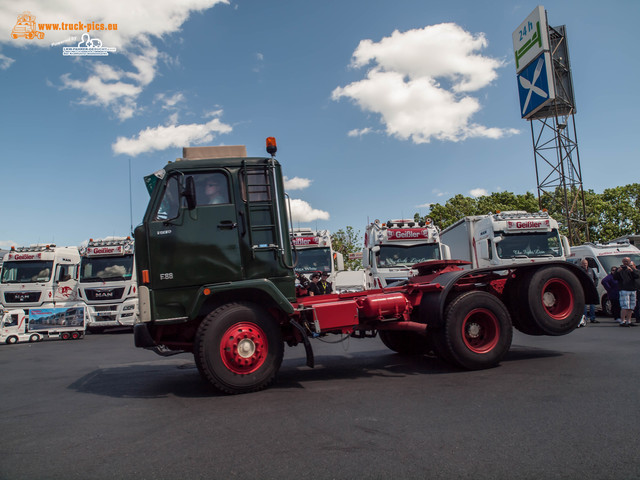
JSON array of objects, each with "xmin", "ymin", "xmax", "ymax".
[{"xmin": 266, "ymin": 137, "xmax": 277, "ymax": 157}]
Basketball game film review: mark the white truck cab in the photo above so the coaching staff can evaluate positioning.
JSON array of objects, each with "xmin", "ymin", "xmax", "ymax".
[
  {"xmin": 0, "ymin": 245, "xmax": 81, "ymax": 309},
  {"xmin": 568, "ymin": 242, "xmax": 640, "ymax": 315},
  {"xmin": 78, "ymin": 237, "xmax": 138, "ymax": 332},
  {"xmin": 363, "ymin": 219, "xmax": 450, "ymax": 289},
  {"xmin": 440, "ymin": 211, "xmax": 570, "ymax": 270},
  {"xmin": 291, "ymin": 228, "xmax": 344, "ymax": 284}
]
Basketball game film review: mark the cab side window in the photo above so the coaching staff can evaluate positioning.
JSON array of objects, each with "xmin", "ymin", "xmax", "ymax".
[
  {"xmin": 193, "ymin": 172, "xmax": 230, "ymax": 206},
  {"xmin": 154, "ymin": 176, "xmax": 181, "ymax": 221},
  {"xmin": 586, "ymin": 257, "xmax": 599, "ymax": 272}
]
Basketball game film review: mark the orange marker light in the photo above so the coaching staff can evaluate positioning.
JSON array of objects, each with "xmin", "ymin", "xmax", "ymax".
[
  {"xmin": 266, "ymin": 137, "xmax": 277, "ymax": 156},
  {"xmin": 203, "ymin": 288, "xmax": 211, "ymax": 296},
  {"xmin": 142, "ymin": 270, "xmax": 150, "ymax": 284}
]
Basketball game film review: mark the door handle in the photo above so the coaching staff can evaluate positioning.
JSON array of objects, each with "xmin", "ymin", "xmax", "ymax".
[{"xmin": 218, "ymin": 220, "xmax": 238, "ymax": 230}]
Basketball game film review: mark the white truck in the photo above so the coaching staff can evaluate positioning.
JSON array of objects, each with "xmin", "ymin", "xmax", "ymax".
[
  {"xmin": 363, "ymin": 219, "xmax": 450, "ymax": 289},
  {"xmin": 440, "ymin": 211, "xmax": 571, "ymax": 270},
  {"xmin": 291, "ymin": 228, "xmax": 344, "ymax": 284},
  {"xmin": 568, "ymin": 242, "xmax": 640, "ymax": 315},
  {"xmin": 78, "ymin": 237, "xmax": 138, "ymax": 332},
  {"xmin": 0, "ymin": 244, "xmax": 81, "ymax": 309},
  {"xmin": 1, "ymin": 306, "xmax": 85, "ymax": 344}
]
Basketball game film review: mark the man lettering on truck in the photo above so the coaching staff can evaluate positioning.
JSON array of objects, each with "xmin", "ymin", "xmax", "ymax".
[{"xmin": 614, "ymin": 257, "xmax": 639, "ymax": 327}]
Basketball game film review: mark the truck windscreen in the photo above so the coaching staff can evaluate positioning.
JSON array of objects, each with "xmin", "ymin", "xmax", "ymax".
[
  {"xmin": 496, "ymin": 230, "xmax": 562, "ymax": 259},
  {"xmin": 295, "ymin": 247, "xmax": 332, "ymax": 273},
  {"xmin": 597, "ymin": 253, "xmax": 640, "ymax": 272},
  {"xmin": 378, "ymin": 244, "xmax": 440, "ymax": 267},
  {"xmin": 80, "ymin": 255, "xmax": 134, "ymax": 282},
  {"xmin": 1, "ymin": 261, "xmax": 54, "ymax": 283}
]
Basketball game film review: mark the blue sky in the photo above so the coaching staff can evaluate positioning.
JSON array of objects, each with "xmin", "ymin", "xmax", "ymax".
[{"xmin": 1, "ymin": 0, "xmax": 638, "ymax": 249}]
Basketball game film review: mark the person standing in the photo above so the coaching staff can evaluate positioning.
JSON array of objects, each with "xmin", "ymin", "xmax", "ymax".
[
  {"xmin": 601, "ymin": 266, "xmax": 621, "ymax": 324},
  {"xmin": 318, "ymin": 272, "xmax": 333, "ymax": 295},
  {"xmin": 613, "ymin": 257, "xmax": 639, "ymax": 327},
  {"xmin": 580, "ymin": 259, "xmax": 599, "ymax": 324},
  {"xmin": 307, "ymin": 272, "xmax": 321, "ymax": 296}
]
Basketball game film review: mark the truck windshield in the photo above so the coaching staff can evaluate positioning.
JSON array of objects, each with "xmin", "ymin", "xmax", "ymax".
[
  {"xmin": 496, "ymin": 230, "xmax": 563, "ymax": 259},
  {"xmin": 80, "ymin": 255, "xmax": 134, "ymax": 282},
  {"xmin": 378, "ymin": 244, "xmax": 441, "ymax": 267},
  {"xmin": 597, "ymin": 253, "xmax": 640, "ymax": 272},
  {"xmin": 295, "ymin": 247, "xmax": 332, "ymax": 274},
  {"xmin": 1, "ymin": 261, "xmax": 54, "ymax": 283}
]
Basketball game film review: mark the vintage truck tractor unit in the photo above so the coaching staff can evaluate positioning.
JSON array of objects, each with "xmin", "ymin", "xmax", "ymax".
[{"xmin": 133, "ymin": 138, "xmax": 597, "ymax": 394}]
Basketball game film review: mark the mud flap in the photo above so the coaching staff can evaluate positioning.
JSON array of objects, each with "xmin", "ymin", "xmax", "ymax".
[{"xmin": 289, "ymin": 319, "xmax": 314, "ymax": 368}]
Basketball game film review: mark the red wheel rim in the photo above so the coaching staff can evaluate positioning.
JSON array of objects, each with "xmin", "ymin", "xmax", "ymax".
[
  {"xmin": 540, "ymin": 278, "xmax": 573, "ymax": 320},
  {"xmin": 219, "ymin": 322, "xmax": 268, "ymax": 374},
  {"xmin": 461, "ymin": 308, "xmax": 499, "ymax": 354}
]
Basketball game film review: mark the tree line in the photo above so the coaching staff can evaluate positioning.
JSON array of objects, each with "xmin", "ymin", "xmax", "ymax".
[{"xmin": 331, "ymin": 184, "xmax": 640, "ymax": 269}]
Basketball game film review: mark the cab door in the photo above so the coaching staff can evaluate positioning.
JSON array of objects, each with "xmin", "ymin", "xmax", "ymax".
[{"xmin": 144, "ymin": 170, "xmax": 243, "ymax": 292}]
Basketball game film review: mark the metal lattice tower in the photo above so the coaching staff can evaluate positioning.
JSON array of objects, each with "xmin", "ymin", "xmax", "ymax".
[{"xmin": 528, "ymin": 25, "xmax": 589, "ymax": 245}]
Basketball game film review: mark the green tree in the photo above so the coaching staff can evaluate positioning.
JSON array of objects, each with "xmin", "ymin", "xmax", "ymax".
[{"xmin": 332, "ymin": 226, "xmax": 363, "ymax": 270}]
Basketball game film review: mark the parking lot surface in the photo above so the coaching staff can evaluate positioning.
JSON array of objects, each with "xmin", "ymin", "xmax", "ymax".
[{"xmin": 1, "ymin": 317, "xmax": 639, "ymax": 480}]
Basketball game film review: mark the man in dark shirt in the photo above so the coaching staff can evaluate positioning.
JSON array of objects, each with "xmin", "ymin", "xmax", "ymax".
[
  {"xmin": 318, "ymin": 272, "xmax": 333, "ymax": 295},
  {"xmin": 613, "ymin": 257, "xmax": 639, "ymax": 327}
]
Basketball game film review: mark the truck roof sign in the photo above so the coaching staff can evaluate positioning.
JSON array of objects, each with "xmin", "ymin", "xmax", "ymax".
[
  {"xmin": 7, "ymin": 252, "xmax": 42, "ymax": 260},
  {"xmin": 292, "ymin": 236, "xmax": 320, "ymax": 246},
  {"xmin": 505, "ymin": 219, "xmax": 550, "ymax": 231},
  {"xmin": 387, "ymin": 229, "xmax": 430, "ymax": 241},
  {"xmin": 87, "ymin": 245, "xmax": 124, "ymax": 256}
]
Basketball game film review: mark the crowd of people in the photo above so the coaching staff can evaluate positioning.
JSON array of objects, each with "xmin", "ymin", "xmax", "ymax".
[
  {"xmin": 580, "ymin": 256, "xmax": 640, "ymax": 327},
  {"xmin": 295, "ymin": 271, "xmax": 333, "ymax": 297}
]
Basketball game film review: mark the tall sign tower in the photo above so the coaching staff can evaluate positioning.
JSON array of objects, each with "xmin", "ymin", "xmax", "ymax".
[{"xmin": 513, "ymin": 6, "xmax": 588, "ymax": 245}]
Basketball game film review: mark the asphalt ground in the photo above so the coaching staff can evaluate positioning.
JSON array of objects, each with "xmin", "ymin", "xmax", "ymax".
[{"xmin": 1, "ymin": 316, "xmax": 639, "ymax": 480}]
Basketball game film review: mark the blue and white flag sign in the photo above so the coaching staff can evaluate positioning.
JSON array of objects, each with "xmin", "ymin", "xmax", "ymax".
[{"xmin": 517, "ymin": 51, "xmax": 555, "ymax": 119}]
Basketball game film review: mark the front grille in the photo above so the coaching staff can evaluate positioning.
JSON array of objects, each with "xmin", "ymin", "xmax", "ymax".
[
  {"xmin": 4, "ymin": 291, "xmax": 41, "ymax": 303},
  {"xmin": 84, "ymin": 287, "xmax": 125, "ymax": 301}
]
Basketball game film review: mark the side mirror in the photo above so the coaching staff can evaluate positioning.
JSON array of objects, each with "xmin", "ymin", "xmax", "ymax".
[
  {"xmin": 371, "ymin": 246, "xmax": 380, "ymax": 254},
  {"xmin": 561, "ymin": 236, "xmax": 571, "ymax": 257},
  {"xmin": 184, "ymin": 176, "xmax": 196, "ymax": 210},
  {"xmin": 334, "ymin": 252, "xmax": 345, "ymax": 271},
  {"xmin": 478, "ymin": 239, "xmax": 490, "ymax": 260},
  {"xmin": 441, "ymin": 244, "xmax": 451, "ymax": 260}
]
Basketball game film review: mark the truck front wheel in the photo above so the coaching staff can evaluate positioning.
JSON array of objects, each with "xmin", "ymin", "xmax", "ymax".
[
  {"xmin": 195, "ymin": 302, "xmax": 284, "ymax": 394},
  {"xmin": 440, "ymin": 291, "xmax": 512, "ymax": 370},
  {"xmin": 6, "ymin": 336, "xmax": 19, "ymax": 344},
  {"xmin": 378, "ymin": 330, "xmax": 431, "ymax": 355}
]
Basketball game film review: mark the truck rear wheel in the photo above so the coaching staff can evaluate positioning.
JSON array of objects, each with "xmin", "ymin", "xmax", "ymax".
[
  {"xmin": 378, "ymin": 330, "xmax": 431, "ymax": 355},
  {"xmin": 60, "ymin": 332, "xmax": 71, "ymax": 340},
  {"xmin": 440, "ymin": 291, "xmax": 512, "ymax": 370},
  {"xmin": 524, "ymin": 266, "xmax": 584, "ymax": 336},
  {"xmin": 195, "ymin": 302, "xmax": 284, "ymax": 394},
  {"xmin": 29, "ymin": 334, "xmax": 40, "ymax": 343}
]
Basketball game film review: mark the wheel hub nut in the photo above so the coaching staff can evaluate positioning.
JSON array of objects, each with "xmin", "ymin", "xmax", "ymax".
[
  {"xmin": 237, "ymin": 338, "xmax": 256, "ymax": 358},
  {"xmin": 467, "ymin": 323, "xmax": 481, "ymax": 338}
]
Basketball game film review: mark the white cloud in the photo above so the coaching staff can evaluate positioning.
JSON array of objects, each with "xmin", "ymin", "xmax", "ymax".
[
  {"xmin": 112, "ymin": 114, "xmax": 232, "ymax": 156},
  {"xmin": 156, "ymin": 92, "xmax": 186, "ymax": 110},
  {"xmin": 0, "ymin": 1, "xmax": 229, "ymax": 118},
  {"xmin": 0, "ymin": 240, "xmax": 19, "ymax": 250},
  {"xmin": 347, "ymin": 127, "xmax": 373, "ymax": 137},
  {"xmin": 332, "ymin": 23, "xmax": 520, "ymax": 143},
  {"xmin": 289, "ymin": 199, "xmax": 330, "ymax": 223},
  {"xmin": 0, "ymin": 53, "xmax": 15, "ymax": 69},
  {"xmin": 284, "ymin": 176, "xmax": 312, "ymax": 190},
  {"xmin": 470, "ymin": 188, "xmax": 488, "ymax": 197},
  {"xmin": 415, "ymin": 203, "xmax": 433, "ymax": 208}
]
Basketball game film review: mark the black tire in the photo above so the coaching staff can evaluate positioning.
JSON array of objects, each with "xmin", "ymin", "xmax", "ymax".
[
  {"xmin": 195, "ymin": 302, "xmax": 283, "ymax": 394},
  {"xmin": 509, "ymin": 272, "xmax": 545, "ymax": 336},
  {"xmin": 524, "ymin": 266, "xmax": 584, "ymax": 336},
  {"xmin": 378, "ymin": 330, "xmax": 430, "ymax": 355},
  {"xmin": 29, "ymin": 334, "xmax": 39, "ymax": 343},
  {"xmin": 440, "ymin": 291, "xmax": 513, "ymax": 370},
  {"xmin": 6, "ymin": 336, "xmax": 18, "ymax": 345},
  {"xmin": 60, "ymin": 332, "xmax": 71, "ymax": 340}
]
